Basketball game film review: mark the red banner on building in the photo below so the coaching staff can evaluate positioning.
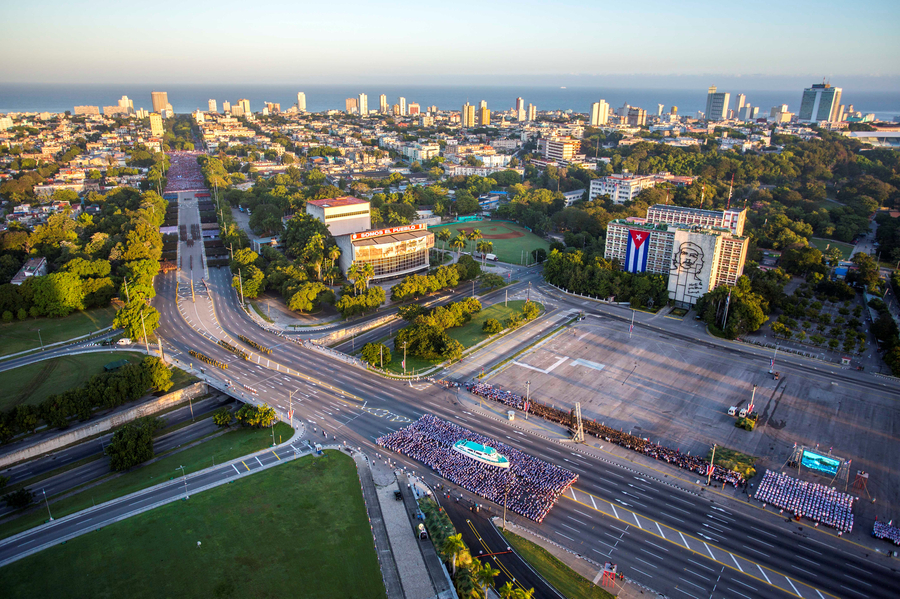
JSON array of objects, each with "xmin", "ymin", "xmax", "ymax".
[{"xmin": 351, "ymin": 223, "xmax": 426, "ymax": 241}]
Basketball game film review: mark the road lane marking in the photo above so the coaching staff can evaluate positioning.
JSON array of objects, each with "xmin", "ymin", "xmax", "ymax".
[
  {"xmin": 678, "ymin": 531, "xmax": 689, "ymax": 549},
  {"xmin": 560, "ymin": 523, "xmax": 581, "ymax": 533},
  {"xmin": 610, "ymin": 505, "xmax": 619, "ymax": 519},
  {"xmin": 632, "ymin": 512, "xmax": 642, "ymax": 528},
  {"xmin": 756, "ymin": 564, "xmax": 771, "ymax": 585},
  {"xmin": 655, "ymin": 522, "xmax": 666, "ymax": 539},
  {"xmin": 631, "ymin": 566, "xmax": 652, "ymax": 578},
  {"xmin": 784, "ymin": 576, "xmax": 803, "ymax": 597},
  {"xmin": 679, "ymin": 577, "xmax": 705, "ymax": 589},
  {"xmin": 726, "ymin": 588, "xmax": 752, "ymax": 599},
  {"xmin": 589, "ymin": 495, "xmax": 597, "ymax": 509},
  {"xmin": 845, "ymin": 575, "xmax": 872, "ymax": 588},
  {"xmin": 660, "ymin": 512, "xmax": 685, "ymax": 523},
  {"xmin": 703, "ymin": 542, "xmax": 716, "ymax": 560},
  {"xmin": 645, "ymin": 541, "xmax": 668, "ymax": 552},
  {"xmin": 557, "ymin": 532, "xmax": 575, "ymax": 541},
  {"xmin": 241, "ymin": 460, "xmax": 250, "ymax": 471},
  {"xmin": 730, "ymin": 552, "xmax": 744, "ymax": 573},
  {"xmin": 687, "ymin": 559, "xmax": 715, "ymax": 573},
  {"xmin": 742, "ymin": 545, "xmax": 769, "ymax": 557},
  {"xmin": 232, "ymin": 464, "xmax": 240, "ymax": 474},
  {"xmin": 635, "ymin": 557, "xmax": 658, "ymax": 569},
  {"xmin": 256, "ymin": 457, "xmax": 263, "ymax": 467}
]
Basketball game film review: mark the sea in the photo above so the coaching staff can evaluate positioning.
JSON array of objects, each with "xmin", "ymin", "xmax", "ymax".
[{"xmin": 1, "ymin": 83, "xmax": 899, "ymax": 121}]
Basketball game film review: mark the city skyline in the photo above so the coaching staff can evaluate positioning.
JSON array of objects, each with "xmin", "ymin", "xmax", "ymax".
[{"xmin": 1, "ymin": 0, "xmax": 898, "ymax": 86}]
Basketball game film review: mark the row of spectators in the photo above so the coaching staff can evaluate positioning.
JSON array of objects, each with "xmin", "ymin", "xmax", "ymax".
[
  {"xmin": 164, "ymin": 151, "xmax": 205, "ymax": 191},
  {"xmin": 466, "ymin": 382, "xmax": 745, "ymax": 488},
  {"xmin": 754, "ymin": 470, "xmax": 855, "ymax": 533},
  {"xmin": 376, "ymin": 414, "xmax": 577, "ymax": 522}
]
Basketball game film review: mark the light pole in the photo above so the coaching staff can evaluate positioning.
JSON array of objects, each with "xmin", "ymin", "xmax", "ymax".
[
  {"xmin": 271, "ymin": 420, "xmax": 276, "ymax": 447},
  {"xmin": 525, "ymin": 380, "xmax": 530, "ymax": 420},
  {"xmin": 707, "ymin": 444, "xmax": 717, "ymax": 486},
  {"xmin": 177, "ymin": 465, "xmax": 188, "ymax": 499},
  {"xmin": 37, "ymin": 329, "xmax": 44, "ymax": 351},
  {"xmin": 402, "ymin": 342, "xmax": 408, "ymax": 377},
  {"xmin": 42, "ymin": 488, "xmax": 53, "ymax": 521}
]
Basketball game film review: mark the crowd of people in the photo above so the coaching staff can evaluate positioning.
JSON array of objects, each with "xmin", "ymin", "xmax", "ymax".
[
  {"xmin": 466, "ymin": 382, "xmax": 745, "ymax": 488},
  {"xmin": 873, "ymin": 520, "xmax": 900, "ymax": 545},
  {"xmin": 754, "ymin": 470, "xmax": 855, "ymax": 533},
  {"xmin": 376, "ymin": 414, "xmax": 577, "ymax": 522},
  {"xmin": 164, "ymin": 151, "xmax": 205, "ymax": 192}
]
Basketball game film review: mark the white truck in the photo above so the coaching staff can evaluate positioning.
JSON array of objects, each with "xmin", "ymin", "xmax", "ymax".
[{"xmin": 483, "ymin": 253, "xmax": 498, "ymax": 261}]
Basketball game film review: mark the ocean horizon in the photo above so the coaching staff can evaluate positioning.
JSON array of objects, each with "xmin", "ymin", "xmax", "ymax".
[{"xmin": 1, "ymin": 83, "xmax": 898, "ymax": 121}]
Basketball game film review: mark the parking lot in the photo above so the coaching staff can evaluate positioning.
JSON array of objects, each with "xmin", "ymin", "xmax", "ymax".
[{"xmin": 486, "ymin": 317, "xmax": 900, "ymax": 511}]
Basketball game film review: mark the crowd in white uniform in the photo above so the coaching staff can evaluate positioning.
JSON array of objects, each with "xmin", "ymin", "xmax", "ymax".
[
  {"xmin": 376, "ymin": 414, "xmax": 577, "ymax": 522},
  {"xmin": 873, "ymin": 520, "xmax": 900, "ymax": 545},
  {"xmin": 755, "ymin": 470, "xmax": 855, "ymax": 533}
]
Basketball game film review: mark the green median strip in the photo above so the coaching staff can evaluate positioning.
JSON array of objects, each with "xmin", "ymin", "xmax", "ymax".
[
  {"xmin": 0, "ymin": 422, "xmax": 293, "ymax": 541},
  {"xmin": 500, "ymin": 528, "xmax": 616, "ymax": 599}
]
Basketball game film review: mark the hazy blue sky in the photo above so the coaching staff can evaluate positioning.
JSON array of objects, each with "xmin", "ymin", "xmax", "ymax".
[{"xmin": 2, "ymin": 0, "xmax": 898, "ymax": 89}]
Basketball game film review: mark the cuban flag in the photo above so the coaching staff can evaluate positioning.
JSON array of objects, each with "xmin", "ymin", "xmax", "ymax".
[{"xmin": 624, "ymin": 229, "xmax": 650, "ymax": 273}]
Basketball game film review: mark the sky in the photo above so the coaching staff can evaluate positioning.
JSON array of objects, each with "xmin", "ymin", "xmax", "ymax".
[{"xmin": 1, "ymin": 0, "xmax": 899, "ymax": 89}]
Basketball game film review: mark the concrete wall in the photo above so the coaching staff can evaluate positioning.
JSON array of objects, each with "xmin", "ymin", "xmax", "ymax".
[
  {"xmin": 317, "ymin": 314, "xmax": 398, "ymax": 346},
  {"xmin": 0, "ymin": 382, "xmax": 208, "ymax": 469}
]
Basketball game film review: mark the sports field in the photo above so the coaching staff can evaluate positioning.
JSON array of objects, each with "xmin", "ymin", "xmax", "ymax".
[
  {"xmin": 433, "ymin": 220, "xmax": 550, "ymax": 265},
  {"xmin": 0, "ymin": 351, "xmax": 144, "ymax": 412},
  {"xmin": 0, "ymin": 451, "xmax": 385, "ymax": 599},
  {"xmin": 809, "ymin": 237, "xmax": 854, "ymax": 261}
]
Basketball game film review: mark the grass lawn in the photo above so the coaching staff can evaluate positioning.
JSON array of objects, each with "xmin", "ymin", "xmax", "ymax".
[
  {"xmin": 809, "ymin": 237, "xmax": 854, "ymax": 261},
  {"xmin": 0, "ymin": 351, "xmax": 144, "ymax": 412},
  {"xmin": 0, "ymin": 422, "xmax": 294, "ymax": 541},
  {"xmin": 433, "ymin": 220, "xmax": 550, "ymax": 265},
  {"xmin": 448, "ymin": 300, "xmax": 541, "ymax": 348},
  {"xmin": 500, "ymin": 529, "xmax": 615, "ymax": 599},
  {"xmin": 707, "ymin": 446, "xmax": 758, "ymax": 479},
  {"xmin": 0, "ymin": 306, "xmax": 117, "ymax": 358},
  {"xmin": 0, "ymin": 451, "xmax": 384, "ymax": 599}
]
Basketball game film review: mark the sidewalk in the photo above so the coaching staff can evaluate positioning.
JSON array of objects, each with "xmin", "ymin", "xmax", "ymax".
[{"xmin": 495, "ymin": 518, "xmax": 663, "ymax": 598}]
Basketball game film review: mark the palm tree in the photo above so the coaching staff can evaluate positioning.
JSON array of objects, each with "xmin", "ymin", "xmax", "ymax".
[
  {"xmin": 467, "ymin": 229, "xmax": 481, "ymax": 253},
  {"xmin": 437, "ymin": 228, "xmax": 452, "ymax": 253},
  {"xmin": 442, "ymin": 533, "xmax": 466, "ymax": 575},
  {"xmin": 455, "ymin": 566, "xmax": 478, "ymax": 598},
  {"xmin": 346, "ymin": 263, "xmax": 361, "ymax": 295},
  {"xmin": 359, "ymin": 262, "xmax": 375, "ymax": 292},
  {"xmin": 327, "ymin": 245, "xmax": 341, "ymax": 272},
  {"xmin": 476, "ymin": 240, "xmax": 493, "ymax": 266},
  {"xmin": 451, "ymin": 234, "xmax": 467, "ymax": 259},
  {"xmin": 498, "ymin": 582, "xmax": 516, "ymax": 599},
  {"xmin": 474, "ymin": 561, "xmax": 500, "ymax": 598}
]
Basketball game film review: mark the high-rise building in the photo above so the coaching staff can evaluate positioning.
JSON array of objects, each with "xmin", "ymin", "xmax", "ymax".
[
  {"xmin": 399, "ymin": 97, "xmax": 407, "ymax": 116},
  {"xmin": 671, "ymin": 106, "xmax": 678, "ymax": 116},
  {"xmin": 627, "ymin": 107, "xmax": 647, "ymax": 127},
  {"xmin": 74, "ymin": 105, "xmax": 100, "ymax": 116},
  {"xmin": 646, "ymin": 204, "xmax": 746, "ymax": 236},
  {"xmin": 238, "ymin": 99, "xmax": 251, "ymax": 115},
  {"xmin": 657, "ymin": 103, "xmax": 665, "ymax": 116},
  {"xmin": 705, "ymin": 86, "xmax": 730, "ymax": 121},
  {"xmin": 345, "ymin": 98, "xmax": 358, "ymax": 114},
  {"xmin": 527, "ymin": 104, "xmax": 536, "ymax": 121},
  {"xmin": 408, "ymin": 103, "xmax": 420, "ymax": 116},
  {"xmin": 297, "ymin": 92, "xmax": 306, "ymax": 112},
  {"xmin": 770, "ymin": 104, "xmax": 788, "ymax": 117},
  {"xmin": 149, "ymin": 113, "xmax": 164, "ymax": 137},
  {"xmin": 479, "ymin": 100, "xmax": 487, "ymax": 109},
  {"xmin": 358, "ymin": 93, "xmax": 368, "ymax": 115},
  {"xmin": 736, "ymin": 94, "xmax": 746, "ymax": 114},
  {"xmin": 223, "ymin": 100, "xmax": 231, "ymax": 114},
  {"xmin": 590, "ymin": 100, "xmax": 609, "ymax": 126},
  {"xmin": 118, "ymin": 96, "xmax": 134, "ymax": 114},
  {"xmin": 537, "ymin": 137, "xmax": 579, "ymax": 162},
  {"xmin": 799, "ymin": 83, "xmax": 843, "ymax": 123},
  {"xmin": 379, "ymin": 94, "xmax": 388, "ymax": 113},
  {"xmin": 604, "ymin": 207, "xmax": 749, "ymax": 307},
  {"xmin": 461, "ymin": 103, "xmax": 475, "ymax": 128},
  {"xmin": 515, "ymin": 97, "xmax": 525, "ymax": 121},
  {"xmin": 478, "ymin": 106, "xmax": 491, "ymax": 126},
  {"xmin": 208, "ymin": 99, "xmax": 217, "ymax": 113},
  {"xmin": 151, "ymin": 92, "xmax": 168, "ymax": 114}
]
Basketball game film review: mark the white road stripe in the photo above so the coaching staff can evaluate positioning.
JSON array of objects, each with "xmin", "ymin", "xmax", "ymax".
[
  {"xmin": 610, "ymin": 505, "xmax": 619, "ymax": 519},
  {"xmin": 757, "ymin": 564, "xmax": 772, "ymax": 585},
  {"xmin": 703, "ymin": 542, "xmax": 715, "ymax": 560},
  {"xmin": 730, "ymin": 552, "xmax": 744, "ymax": 572},
  {"xmin": 655, "ymin": 522, "xmax": 666, "ymax": 539},
  {"xmin": 635, "ymin": 557, "xmax": 658, "ymax": 568},
  {"xmin": 784, "ymin": 576, "xmax": 803, "ymax": 597}
]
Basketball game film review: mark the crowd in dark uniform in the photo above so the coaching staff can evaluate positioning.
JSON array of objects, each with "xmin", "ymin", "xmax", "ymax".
[
  {"xmin": 376, "ymin": 414, "xmax": 577, "ymax": 522},
  {"xmin": 754, "ymin": 470, "xmax": 855, "ymax": 533},
  {"xmin": 466, "ymin": 382, "xmax": 746, "ymax": 488},
  {"xmin": 873, "ymin": 520, "xmax": 900, "ymax": 545}
]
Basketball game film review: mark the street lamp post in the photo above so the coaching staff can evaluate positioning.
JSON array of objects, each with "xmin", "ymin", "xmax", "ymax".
[
  {"xmin": 42, "ymin": 488, "xmax": 53, "ymax": 521},
  {"xmin": 178, "ymin": 465, "xmax": 188, "ymax": 499},
  {"xmin": 37, "ymin": 329, "xmax": 44, "ymax": 351},
  {"xmin": 707, "ymin": 444, "xmax": 717, "ymax": 486},
  {"xmin": 525, "ymin": 380, "xmax": 530, "ymax": 420}
]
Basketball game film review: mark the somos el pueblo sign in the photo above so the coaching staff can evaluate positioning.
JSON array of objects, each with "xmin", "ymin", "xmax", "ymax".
[{"xmin": 351, "ymin": 223, "xmax": 426, "ymax": 241}]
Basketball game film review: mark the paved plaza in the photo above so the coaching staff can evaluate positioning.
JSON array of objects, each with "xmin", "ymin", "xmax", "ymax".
[{"xmin": 486, "ymin": 316, "xmax": 900, "ymax": 513}]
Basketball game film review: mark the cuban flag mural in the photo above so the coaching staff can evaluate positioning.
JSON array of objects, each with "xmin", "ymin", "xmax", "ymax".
[{"xmin": 624, "ymin": 229, "xmax": 650, "ymax": 273}]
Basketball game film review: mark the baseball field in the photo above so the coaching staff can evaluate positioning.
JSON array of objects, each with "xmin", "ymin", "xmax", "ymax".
[{"xmin": 432, "ymin": 220, "xmax": 550, "ymax": 265}]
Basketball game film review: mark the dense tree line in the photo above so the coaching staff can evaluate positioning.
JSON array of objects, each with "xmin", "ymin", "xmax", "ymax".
[
  {"xmin": 542, "ymin": 249, "xmax": 669, "ymax": 310},
  {"xmin": 0, "ymin": 357, "xmax": 172, "ymax": 443},
  {"xmin": 0, "ymin": 188, "xmax": 166, "ymax": 329},
  {"xmin": 395, "ymin": 297, "xmax": 482, "ymax": 362}
]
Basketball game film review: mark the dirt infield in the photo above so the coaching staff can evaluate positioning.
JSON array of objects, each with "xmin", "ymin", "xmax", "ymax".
[{"xmin": 459, "ymin": 227, "xmax": 524, "ymax": 240}]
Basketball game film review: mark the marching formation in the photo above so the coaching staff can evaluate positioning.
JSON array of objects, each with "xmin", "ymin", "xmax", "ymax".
[
  {"xmin": 376, "ymin": 414, "xmax": 577, "ymax": 522},
  {"xmin": 754, "ymin": 470, "xmax": 855, "ymax": 533},
  {"xmin": 873, "ymin": 520, "xmax": 900, "ymax": 545},
  {"xmin": 466, "ymin": 382, "xmax": 745, "ymax": 488}
]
